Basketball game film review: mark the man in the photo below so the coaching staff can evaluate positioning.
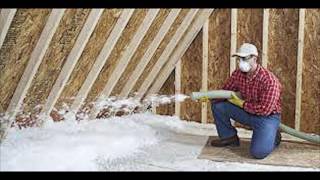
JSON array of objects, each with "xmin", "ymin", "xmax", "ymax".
[{"xmin": 210, "ymin": 43, "xmax": 282, "ymax": 159}]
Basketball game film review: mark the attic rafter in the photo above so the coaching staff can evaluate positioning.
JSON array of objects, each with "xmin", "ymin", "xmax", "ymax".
[
  {"xmin": 2, "ymin": 9, "xmax": 65, "ymax": 140},
  {"xmin": 41, "ymin": 9, "xmax": 104, "ymax": 117},
  {"xmin": 135, "ymin": 9, "xmax": 199, "ymax": 99},
  {"xmin": 120, "ymin": 9, "xmax": 181, "ymax": 98},
  {"xmin": 90, "ymin": 9, "xmax": 160, "ymax": 118},
  {"xmin": 147, "ymin": 9, "xmax": 214, "ymax": 96},
  {"xmin": 70, "ymin": 9, "xmax": 134, "ymax": 113},
  {"xmin": 0, "ymin": 9, "xmax": 17, "ymax": 49}
]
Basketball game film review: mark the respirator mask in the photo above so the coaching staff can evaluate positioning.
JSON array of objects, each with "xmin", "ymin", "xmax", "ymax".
[{"xmin": 238, "ymin": 56, "xmax": 253, "ymax": 72}]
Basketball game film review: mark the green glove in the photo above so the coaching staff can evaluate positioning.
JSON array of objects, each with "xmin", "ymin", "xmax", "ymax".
[{"xmin": 228, "ymin": 92, "xmax": 244, "ymax": 108}]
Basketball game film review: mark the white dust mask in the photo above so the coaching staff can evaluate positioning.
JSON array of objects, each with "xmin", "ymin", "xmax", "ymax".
[{"xmin": 239, "ymin": 59, "xmax": 251, "ymax": 72}]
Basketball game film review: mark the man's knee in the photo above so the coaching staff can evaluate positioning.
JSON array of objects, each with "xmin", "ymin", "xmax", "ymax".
[{"xmin": 250, "ymin": 147, "xmax": 272, "ymax": 159}]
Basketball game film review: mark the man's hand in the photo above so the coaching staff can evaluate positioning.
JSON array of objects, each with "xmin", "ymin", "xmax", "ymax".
[
  {"xmin": 199, "ymin": 96, "xmax": 209, "ymax": 103},
  {"xmin": 228, "ymin": 92, "xmax": 244, "ymax": 108}
]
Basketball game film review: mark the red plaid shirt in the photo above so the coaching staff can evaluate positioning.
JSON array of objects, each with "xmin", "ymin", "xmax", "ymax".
[{"xmin": 222, "ymin": 64, "xmax": 282, "ymax": 116}]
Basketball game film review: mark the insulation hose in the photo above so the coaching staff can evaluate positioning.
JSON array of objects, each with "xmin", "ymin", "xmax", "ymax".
[{"xmin": 190, "ymin": 90, "xmax": 320, "ymax": 144}]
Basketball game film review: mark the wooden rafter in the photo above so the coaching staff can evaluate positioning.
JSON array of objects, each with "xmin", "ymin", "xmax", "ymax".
[
  {"xmin": 135, "ymin": 9, "xmax": 199, "ymax": 99},
  {"xmin": 41, "ymin": 9, "xmax": 104, "ymax": 116},
  {"xmin": 70, "ymin": 9, "xmax": 134, "ymax": 113},
  {"xmin": 147, "ymin": 9, "xmax": 214, "ymax": 96},
  {"xmin": 0, "ymin": 9, "xmax": 17, "ymax": 49},
  {"xmin": 120, "ymin": 9, "xmax": 181, "ymax": 98}
]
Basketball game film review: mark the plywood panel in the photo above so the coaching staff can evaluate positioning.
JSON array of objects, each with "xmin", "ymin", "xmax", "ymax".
[
  {"xmin": 180, "ymin": 30, "xmax": 202, "ymax": 122},
  {"xmin": 268, "ymin": 9, "xmax": 299, "ymax": 128},
  {"xmin": 111, "ymin": 9, "xmax": 170, "ymax": 96},
  {"xmin": 207, "ymin": 9, "xmax": 231, "ymax": 123},
  {"xmin": 84, "ymin": 9, "xmax": 147, "ymax": 107},
  {"xmin": 131, "ymin": 9, "xmax": 190, "ymax": 95},
  {"xmin": 300, "ymin": 9, "xmax": 320, "ymax": 134},
  {"xmin": 21, "ymin": 9, "xmax": 90, "ymax": 115},
  {"xmin": 156, "ymin": 70, "xmax": 175, "ymax": 115},
  {"xmin": 237, "ymin": 9, "xmax": 263, "ymax": 62},
  {"xmin": 0, "ymin": 9, "xmax": 50, "ymax": 113},
  {"xmin": 54, "ymin": 9, "xmax": 122, "ymax": 110}
]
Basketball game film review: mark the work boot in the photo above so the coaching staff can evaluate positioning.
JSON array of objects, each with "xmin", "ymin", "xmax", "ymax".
[
  {"xmin": 210, "ymin": 135, "xmax": 240, "ymax": 147},
  {"xmin": 275, "ymin": 129, "xmax": 282, "ymax": 147}
]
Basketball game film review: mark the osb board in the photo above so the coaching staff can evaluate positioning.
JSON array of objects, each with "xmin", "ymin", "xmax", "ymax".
[
  {"xmin": 111, "ymin": 9, "xmax": 171, "ymax": 96},
  {"xmin": 0, "ymin": 9, "xmax": 51, "ymax": 113},
  {"xmin": 21, "ymin": 9, "xmax": 91, "ymax": 114},
  {"xmin": 180, "ymin": 31, "xmax": 203, "ymax": 122},
  {"xmin": 131, "ymin": 9, "xmax": 190, "ymax": 95},
  {"xmin": 300, "ymin": 9, "xmax": 320, "ymax": 134},
  {"xmin": 156, "ymin": 70, "xmax": 175, "ymax": 116},
  {"xmin": 207, "ymin": 9, "xmax": 231, "ymax": 124},
  {"xmin": 199, "ymin": 136, "xmax": 320, "ymax": 169},
  {"xmin": 237, "ymin": 9, "xmax": 263, "ymax": 62},
  {"xmin": 54, "ymin": 9, "xmax": 122, "ymax": 110},
  {"xmin": 268, "ymin": 9, "xmax": 299, "ymax": 128},
  {"xmin": 84, "ymin": 9, "xmax": 148, "ymax": 106}
]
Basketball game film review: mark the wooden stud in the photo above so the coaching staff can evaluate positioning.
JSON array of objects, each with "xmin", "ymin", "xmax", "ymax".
[
  {"xmin": 0, "ymin": 9, "xmax": 17, "ymax": 49},
  {"xmin": 120, "ymin": 9, "xmax": 181, "ymax": 98},
  {"xmin": 151, "ymin": 106, "xmax": 157, "ymax": 114},
  {"xmin": 70, "ymin": 9, "xmax": 134, "ymax": 113},
  {"xmin": 147, "ymin": 9, "xmax": 214, "ymax": 96},
  {"xmin": 136, "ymin": 9, "xmax": 199, "ymax": 99},
  {"xmin": 201, "ymin": 19, "xmax": 209, "ymax": 124},
  {"xmin": 174, "ymin": 59, "xmax": 182, "ymax": 117},
  {"xmin": 230, "ymin": 9, "xmax": 237, "ymax": 76},
  {"xmin": 295, "ymin": 8, "xmax": 306, "ymax": 131},
  {"xmin": 2, "ymin": 9, "xmax": 65, "ymax": 140},
  {"xmin": 262, "ymin": 9, "xmax": 269, "ymax": 68},
  {"xmin": 41, "ymin": 9, "xmax": 104, "ymax": 116}
]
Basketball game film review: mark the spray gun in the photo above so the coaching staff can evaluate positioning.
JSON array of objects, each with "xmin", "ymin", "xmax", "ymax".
[{"xmin": 190, "ymin": 90, "xmax": 320, "ymax": 144}]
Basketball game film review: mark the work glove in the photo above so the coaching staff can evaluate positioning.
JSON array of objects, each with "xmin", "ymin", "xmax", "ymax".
[
  {"xmin": 199, "ymin": 95, "xmax": 209, "ymax": 103},
  {"xmin": 228, "ymin": 92, "xmax": 244, "ymax": 108}
]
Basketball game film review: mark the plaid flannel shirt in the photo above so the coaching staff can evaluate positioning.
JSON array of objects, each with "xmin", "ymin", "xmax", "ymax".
[{"xmin": 222, "ymin": 64, "xmax": 282, "ymax": 116}]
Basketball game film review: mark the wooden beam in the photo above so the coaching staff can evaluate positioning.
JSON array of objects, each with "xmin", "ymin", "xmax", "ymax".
[
  {"xmin": 41, "ymin": 9, "xmax": 104, "ymax": 116},
  {"xmin": 230, "ymin": 9, "xmax": 237, "ymax": 76},
  {"xmin": 295, "ymin": 8, "xmax": 306, "ymax": 131},
  {"xmin": 147, "ymin": 9, "xmax": 214, "ymax": 96},
  {"xmin": 91, "ymin": 9, "xmax": 160, "ymax": 118},
  {"xmin": 99, "ymin": 9, "xmax": 159, "ymax": 98},
  {"xmin": 201, "ymin": 19, "xmax": 209, "ymax": 124},
  {"xmin": 70, "ymin": 9, "xmax": 134, "ymax": 113},
  {"xmin": 2, "ymin": 9, "xmax": 65, "ymax": 139},
  {"xmin": 174, "ymin": 59, "xmax": 181, "ymax": 117},
  {"xmin": 0, "ymin": 9, "xmax": 17, "ymax": 49},
  {"xmin": 120, "ymin": 9, "xmax": 181, "ymax": 98},
  {"xmin": 135, "ymin": 9, "xmax": 199, "ymax": 99},
  {"xmin": 262, "ymin": 9, "xmax": 269, "ymax": 68}
]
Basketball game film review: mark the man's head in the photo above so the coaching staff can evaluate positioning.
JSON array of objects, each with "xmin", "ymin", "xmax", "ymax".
[{"xmin": 232, "ymin": 43, "xmax": 258, "ymax": 73}]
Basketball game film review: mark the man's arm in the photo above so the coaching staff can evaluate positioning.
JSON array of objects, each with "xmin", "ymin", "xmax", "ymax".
[
  {"xmin": 221, "ymin": 70, "xmax": 239, "ymax": 92},
  {"xmin": 243, "ymin": 79, "xmax": 281, "ymax": 116},
  {"xmin": 211, "ymin": 70, "xmax": 239, "ymax": 103}
]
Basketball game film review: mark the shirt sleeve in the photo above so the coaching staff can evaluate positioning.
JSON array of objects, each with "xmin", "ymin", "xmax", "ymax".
[
  {"xmin": 211, "ymin": 70, "xmax": 239, "ymax": 104},
  {"xmin": 243, "ymin": 78, "xmax": 281, "ymax": 116},
  {"xmin": 222, "ymin": 70, "xmax": 239, "ymax": 92}
]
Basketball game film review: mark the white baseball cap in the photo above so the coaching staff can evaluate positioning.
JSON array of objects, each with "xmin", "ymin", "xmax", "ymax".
[{"xmin": 232, "ymin": 43, "xmax": 258, "ymax": 57}]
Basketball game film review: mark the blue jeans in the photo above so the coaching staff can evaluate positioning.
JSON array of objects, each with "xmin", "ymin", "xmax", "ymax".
[{"xmin": 211, "ymin": 101, "xmax": 280, "ymax": 159}]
